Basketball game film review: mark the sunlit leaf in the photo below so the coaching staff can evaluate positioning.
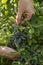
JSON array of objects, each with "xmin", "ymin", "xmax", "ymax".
[{"xmin": 1, "ymin": 0, "xmax": 7, "ymax": 4}]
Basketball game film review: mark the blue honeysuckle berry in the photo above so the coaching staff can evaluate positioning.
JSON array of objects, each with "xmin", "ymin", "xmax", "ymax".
[
  {"xmin": 14, "ymin": 38, "xmax": 17, "ymax": 43},
  {"xmin": 22, "ymin": 34, "xmax": 26, "ymax": 37},
  {"xmin": 20, "ymin": 36, "xmax": 26, "ymax": 40},
  {"xmin": 20, "ymin": 33, "xmax": 26, "ymax": 40},
  {"xmin": 21, "ymin": 33, "xmax": 26, "ymax": 36},
  {"xmin": 14, "ymin": 38, "xmax": 21, "ymax": 44},
  {"xmin": 21, "ymin": 45, "xmax": 24, "ymax": 48},
  {"xmin": 14, "ymin": 32, "xmax": 19, "ymax": 36},
  {"xmin": 11, "ymin": 38, "xmax": 17, "ymax": 46},
  {"xmin": 17, "ymin": 38, "xmax": 21, "ymax": 44}
]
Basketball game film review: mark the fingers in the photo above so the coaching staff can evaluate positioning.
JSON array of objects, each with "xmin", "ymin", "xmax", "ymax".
[
  {"xmin": 16, "ymin": 0, "xmax": 36, "ymax": 25},
  {"xmin": 16, "ymin": 13, "xmax": 21, "ymax": 25},
  {"xmin": 16, "ymin": 12, "xmax": 32, "ymax": 25},
  {"xmin": 16, "ymin": 11, "xmax": 23, "ymax": 25},
  {"xmin": 25, "ymin": 15, "xmax": 32, "ymax": 21},
  {"xmin": 24, "ymin": 12, "xmax": 32, "ymax": 21},
  {"xmin": 16, "ymin": 14, "xmax": 25, "ymax": 25},
  {"xmin": 16, "ymin": 0, "xmax": 24, "ymax": 25},
  {"xmin": 16, "ymin": 11, "xmax": 35, "ymax": 25}
]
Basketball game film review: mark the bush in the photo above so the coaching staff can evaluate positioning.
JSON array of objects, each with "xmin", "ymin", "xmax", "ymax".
[{"xmin": 0, "ymin": 0, "xmax": 43, "ymax": 65}]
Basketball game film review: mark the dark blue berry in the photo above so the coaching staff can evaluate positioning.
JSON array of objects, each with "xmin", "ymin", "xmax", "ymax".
[
  {"xmin": 14, "ymin": 38, "xmax": 17, "ymax": 43},
  {"xmin": 21, "ymin": 45, "xmax": 24, "ymax": 48},
  {"xmin": 17, "ymin": 38, "xmax": 21, "ymax": 44},
  {"xmin": 14, "ymin": 32, "xmax": 19, "ymax": 36},
  {"xmin": 20, "ymin": 36, "xmax": 26, "ymax": 40}
]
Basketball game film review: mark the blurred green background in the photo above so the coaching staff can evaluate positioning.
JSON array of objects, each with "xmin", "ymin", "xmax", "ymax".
[{"xmin": 0, "ymin": 0, "xmax": 43, "ymax": 65}]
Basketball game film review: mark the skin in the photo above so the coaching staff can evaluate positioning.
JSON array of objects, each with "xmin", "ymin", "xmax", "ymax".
[{"xmin": 16, "ymin": 0, "xmax": 35, "ymax": 24}]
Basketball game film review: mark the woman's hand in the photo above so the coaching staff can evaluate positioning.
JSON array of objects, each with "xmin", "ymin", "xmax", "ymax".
[{"xmin": 16, "ymin": 0, "xmax": 35, "ymax": 24}]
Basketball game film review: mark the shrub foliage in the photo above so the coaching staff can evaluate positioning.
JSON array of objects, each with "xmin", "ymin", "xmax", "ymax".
[{"xmin": 0, "ymin": 0, "xmax": 43, "ymax": 65}]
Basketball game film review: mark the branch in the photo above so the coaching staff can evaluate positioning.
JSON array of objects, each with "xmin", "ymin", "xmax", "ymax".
[{"xmin": 0, "ymin": 46, "xmax": 20, "ymax": 60}]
